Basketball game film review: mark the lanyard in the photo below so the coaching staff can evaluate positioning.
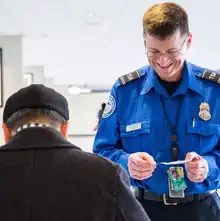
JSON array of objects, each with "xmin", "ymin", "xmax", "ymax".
[{"xmin": 159, "ymin": 95, "xmax": 183, "ymax": 161}]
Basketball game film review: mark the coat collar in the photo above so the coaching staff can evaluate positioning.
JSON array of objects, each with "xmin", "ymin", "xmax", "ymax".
[{"xmin": 1, "ymin": 127, "xmax": 81, "ymax": 151}]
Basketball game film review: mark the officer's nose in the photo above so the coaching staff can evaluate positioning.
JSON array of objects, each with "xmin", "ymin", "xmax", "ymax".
[
  {"xmin": 158, "ymin": 53, "xmax": 170, "ymax": 64},
  {"xmin": 157, "ymin": 55, "xmax": 171, "ymax": 67}
]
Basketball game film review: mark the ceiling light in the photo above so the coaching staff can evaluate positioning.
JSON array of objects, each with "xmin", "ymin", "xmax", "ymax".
[{"xmin": 68, "ymin": 86, "xmax": 92, "ymax": 95}]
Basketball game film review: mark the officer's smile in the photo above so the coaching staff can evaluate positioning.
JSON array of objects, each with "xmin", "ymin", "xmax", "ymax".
[
  {"xmin": 156, "ymin": 62, "xmax": 174, "ymax": 69},
  {"xmin": 155, "ymin": 62, "xmax": 176, "ymax": 75}
]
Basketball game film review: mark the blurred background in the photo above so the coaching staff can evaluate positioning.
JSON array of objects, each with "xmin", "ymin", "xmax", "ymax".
[{"xmin": 0, "ymin": 0, "xmax": 219, "ymax": 151}]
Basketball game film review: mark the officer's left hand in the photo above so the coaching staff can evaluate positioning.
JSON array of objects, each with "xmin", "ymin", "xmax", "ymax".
[{"xmin": 185, "ymin": 152, "xmax": 209, "ymax": 183}]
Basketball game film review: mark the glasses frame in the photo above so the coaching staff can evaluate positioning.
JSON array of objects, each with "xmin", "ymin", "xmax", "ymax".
[{"xmin": 145, "ymin": 35, "xmax": 188, "ymax": 59}]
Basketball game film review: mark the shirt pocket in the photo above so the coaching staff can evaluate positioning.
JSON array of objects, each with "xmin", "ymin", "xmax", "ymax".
[
  {"xmin": 187, "ymin": 119, "xmax": 220, "ymax": 155},
  {"xmin": 119, "ymin": 120, "xmax": 152, "ymax": 153}
]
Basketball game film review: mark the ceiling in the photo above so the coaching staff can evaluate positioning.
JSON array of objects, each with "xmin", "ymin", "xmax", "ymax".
[{"xmin": 0, "ymin": 0, "xmax": 219, "ymax": 88}]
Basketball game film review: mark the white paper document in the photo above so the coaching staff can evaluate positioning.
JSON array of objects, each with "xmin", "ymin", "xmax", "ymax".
[{"xmin": 157, "ymin": 159, "xmax": 192, "ymax": 166}]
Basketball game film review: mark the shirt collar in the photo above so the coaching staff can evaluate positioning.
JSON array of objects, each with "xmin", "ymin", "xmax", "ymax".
[
  {"xmin": 140, "ymin": 60, "xmax": 203, "ymax": 96},
  {"xmin": 140, "ymin": 66, "xmax": 157, "ymax": 95}
]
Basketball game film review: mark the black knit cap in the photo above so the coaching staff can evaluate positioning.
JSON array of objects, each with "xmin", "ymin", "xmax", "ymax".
[{"xmin": 3, "ymin": 84, "xmax": 69, "ymax": 123}]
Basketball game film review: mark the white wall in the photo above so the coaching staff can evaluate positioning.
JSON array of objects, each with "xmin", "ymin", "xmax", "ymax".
[
  {"xmin": 24, "ymin": 66, "xmax": 45, "ymax": 85},
  {"xmin": 66, "ymin": 92, "xmax": 109, "ymax": 152},
  {"xmin": 68, "ymin": 136, "xmax": 96, "ymax": 153},
  {"xmin": 66, "ymin": 93, "xmax": 109, "ymax": 135},
  {"xmin": 0, "ymin": 35, "xmax": 23, "ymax": 144}
]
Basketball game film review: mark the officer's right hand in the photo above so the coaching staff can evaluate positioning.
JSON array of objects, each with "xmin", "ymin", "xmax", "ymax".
[{"xmin": 128, "ymin": 152, "xmax": 156, "ymax": 180}]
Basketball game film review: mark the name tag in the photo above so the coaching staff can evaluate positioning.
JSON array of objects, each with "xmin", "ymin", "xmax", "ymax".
[{"xmin": 126, "ymin": 122, "xmax": 142, "ymax": 132}]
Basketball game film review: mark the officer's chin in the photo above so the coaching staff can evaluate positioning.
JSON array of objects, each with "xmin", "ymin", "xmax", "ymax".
[{"xmin": 155, "ymin": 63, "xmax": 182, "ymax": 81}]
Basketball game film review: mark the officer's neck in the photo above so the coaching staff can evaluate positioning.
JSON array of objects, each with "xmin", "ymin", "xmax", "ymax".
[{"xmin": 157, "ymin": 71, "xmax": 182, "ymax": 97}]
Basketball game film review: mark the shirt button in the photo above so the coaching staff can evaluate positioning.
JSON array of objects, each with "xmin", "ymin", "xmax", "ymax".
[{"xmin": 171, "ymin": 135, "xmax": 177, "ymax": 142}]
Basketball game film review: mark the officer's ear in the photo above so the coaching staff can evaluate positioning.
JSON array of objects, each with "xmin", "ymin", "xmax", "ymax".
[
  {"xmin": 186, "ymin": 32, "xmax": 192, "ymax": 50},
  {"xmin": 60, "ymin": 121, "xmax": 69, "ymax": 138},
  {"xmin": 2, "ymin": 123, "xmax": 12, "ymax": 143}
]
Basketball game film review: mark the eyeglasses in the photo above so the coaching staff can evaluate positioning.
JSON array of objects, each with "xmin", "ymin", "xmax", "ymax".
[{"xmin": 145, "ymin": 36, "xmax": 188, "ymax": 58}]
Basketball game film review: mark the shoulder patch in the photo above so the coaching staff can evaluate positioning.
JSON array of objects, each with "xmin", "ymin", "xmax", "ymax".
[
  {"xmin": 200, "ymin": 70, "xmax": 220, "ymax": 84},
  {"xmin": 118, "ymin": 70, "xmax": 141, "ymax": 85},
  {"xmin": 102, "ymin": 95, "xmax": 116, "ymax": 118}
]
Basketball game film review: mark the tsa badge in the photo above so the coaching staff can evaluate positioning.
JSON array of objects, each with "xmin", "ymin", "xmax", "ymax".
[{"xmin": 199, "ymin": 102, "xmax": 211, "ymax": 121}]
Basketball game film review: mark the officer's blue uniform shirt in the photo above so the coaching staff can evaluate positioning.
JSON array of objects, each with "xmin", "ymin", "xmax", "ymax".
[{"xmin": 93, "ymin": 60, "xmax": 220, "ymax": 195}]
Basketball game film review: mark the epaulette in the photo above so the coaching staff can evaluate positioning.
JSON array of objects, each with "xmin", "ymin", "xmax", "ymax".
[
  {"xmin": 199, "ymin": 70, "xmax": 220, "ymax": 84},
  {"xmin": 118, "ymin": 70, "xmax": 142, "ymax": 85}
]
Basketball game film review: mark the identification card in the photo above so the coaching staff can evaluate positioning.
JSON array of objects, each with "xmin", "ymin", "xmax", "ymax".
[{"xmin": 167, "ymin": 166, "xmax": 187, "ymax": 197}]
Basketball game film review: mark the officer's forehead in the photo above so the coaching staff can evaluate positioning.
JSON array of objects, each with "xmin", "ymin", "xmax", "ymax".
[{"xmin": 144, "ymin": 31, "xmax": 183, "ymax": 50}]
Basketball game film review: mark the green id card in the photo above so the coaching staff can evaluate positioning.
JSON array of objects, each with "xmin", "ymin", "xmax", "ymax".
[{"xmin": 167, "ymin": 167, "xmax": 187, "ymax": 192}]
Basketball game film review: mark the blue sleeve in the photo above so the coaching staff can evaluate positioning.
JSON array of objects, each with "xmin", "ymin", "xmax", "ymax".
[
  {"xmin": 203, "ymin": 147, "xmax": 220, "ymax": 187},
  {"xmin": 93, "ymin": 84, "xmax": 129, "ymax": 170},
  {"xmin": 93, "ymin": 84, "xmax": 147, "ymax": 189}
]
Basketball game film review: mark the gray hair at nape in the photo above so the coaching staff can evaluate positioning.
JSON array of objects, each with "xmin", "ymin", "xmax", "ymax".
[{"xmin": 5, "ymin": 108, "xmax": 66, "ymax": 130}]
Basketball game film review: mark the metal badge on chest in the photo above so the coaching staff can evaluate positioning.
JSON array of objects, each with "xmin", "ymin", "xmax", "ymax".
[{"xmin": 199, "ymin": 102, "xmax": 211, "ymax": 121}]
